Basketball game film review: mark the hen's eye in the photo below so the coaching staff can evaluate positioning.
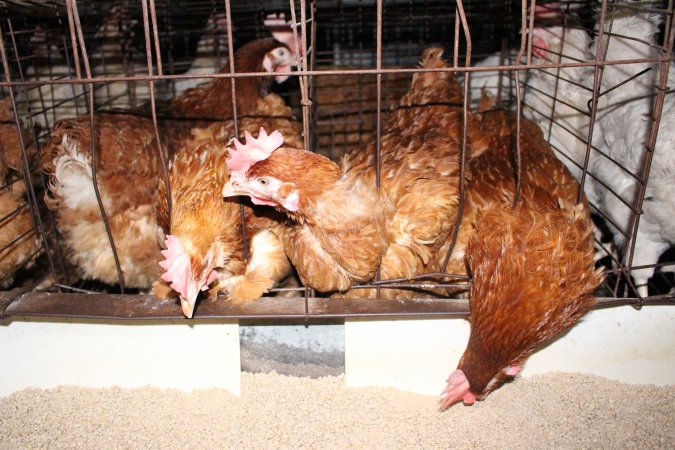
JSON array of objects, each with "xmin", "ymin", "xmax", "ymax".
[{"xmin": 257, "ymin": 177, "xmax": 270, "ymax": 186}]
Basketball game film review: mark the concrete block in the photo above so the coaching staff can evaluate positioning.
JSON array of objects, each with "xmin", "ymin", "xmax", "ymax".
[{"xmin": 0, "ymin": 318, "xmax": 240, "ymax": 396}]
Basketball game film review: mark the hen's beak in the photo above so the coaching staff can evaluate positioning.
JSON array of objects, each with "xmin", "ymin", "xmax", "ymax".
[
  {"xmin": 222, "ymin": 181, "xmax": 248, "ymax": 198},
  {"xmin": 180, "ymin": 281, "xmax": 200, "ymax": 319}
]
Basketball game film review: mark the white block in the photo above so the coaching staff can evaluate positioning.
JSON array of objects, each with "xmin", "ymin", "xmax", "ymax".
[
  {"xmin": 345, "ymin": 306, "xmax": 675, "ymax": 395},
  {"xmin": 0, "ymin": 318, "xmax": 240, "ymax": 396},
  {"xmin": 345, "ymin": 318, "xmax": 469, "ymax": 396},
  {"xmin": 522, "ymin": 305, "xmax": 675, "ymax": 385}
]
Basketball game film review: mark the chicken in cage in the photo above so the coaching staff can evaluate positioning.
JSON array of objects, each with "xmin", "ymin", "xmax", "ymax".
[{"xmin": 0, "ymin": 0, "xmax": 672, "ymax": 414}]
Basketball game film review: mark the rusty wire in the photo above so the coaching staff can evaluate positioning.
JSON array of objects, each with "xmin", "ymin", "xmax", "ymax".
[
  {"xmin": 440, "ymin": 0, "xmax": 471, "ymax": 275},
  {"xmin": 141, "ymin": 0, "xmax": 172, "ymax": 220},
  {"xmin": 66, "ymin": 0, "xmax": 126, "ymax": 292},
  {"xmin": 0, "ymin": 21, "xmax": 61, "ymax": 288},
  {"xmin": 622, "ymin": 7, "xmax": 675, "ymax": 306}
]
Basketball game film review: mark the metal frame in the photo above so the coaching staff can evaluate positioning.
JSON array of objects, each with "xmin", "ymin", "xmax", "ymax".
[{"xmin": 0, "ymin": 0, "xmax": 673, "ymax": 321}]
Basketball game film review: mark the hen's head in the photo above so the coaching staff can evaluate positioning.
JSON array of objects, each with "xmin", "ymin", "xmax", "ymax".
[
  {"xmin": 159, "ymin": 234, "xmax": 224, "ymax": 318},
  {"xmin": 439, "ymin": 364, "xmax": 522, "ymax": 411},
  {"xmin": 221, "ymin": 128, "xmax": 298, "ymax": 210},
  {"xmin": 262, "ymin": 45, "xmax": 296, "ymax": 83},
  {"xmin": 222, "ymin": 128, "xmax": 340, "ymax": 220},
  {"xmin": 237, "ymin": 11, "xmax": 301, "ymax": 84},
  {"xmin": 233, "ymin": 38, "xmax": 297, "ymax": 85}
]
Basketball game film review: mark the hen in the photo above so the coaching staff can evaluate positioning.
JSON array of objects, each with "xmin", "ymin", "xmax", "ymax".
[
  {"xmin": 91, "ymin": 6, "xmax": 151, "ymax": 110},
  {"xmin": 168, "ymin": 18, "xmax": 298, "ymax": 121},
  {"xmin": 170, "ymin": 11, "xmax": 229, "ymax": 97},
  {"xmin": 21, "ymin": 27, "xmax": 85, "ymax": 130},
  {"xmin": 155, "ymin": 19, "xmax": 299, "ymax": 154},
  {"xmin": 223, "ymin": 48, "xmax": 463, "ymax": 297},
  {"xmin": 155, "ymin": 94, "xmax": 301, "ymax": 317},
  {"xmin": 439, "ymin": 107, "xmax": 603, "ymax": 409},
  {"xmin": 522, "ymin": 26, "xmax": 598, "ymax": 204},
  {"xmin": 156, "ymin": 138, "xmax": 291, "ymax": 318},
  {"xmin": 590, "ymin": 6, "xmax": 675, "ymax": 296},
  {"xmin": 0, "ymin": 98, "xmax": 42, "ymax": 287},
  {"xmin": 41, "ymin": 113, "xmax": 165, "ymax": 289}
]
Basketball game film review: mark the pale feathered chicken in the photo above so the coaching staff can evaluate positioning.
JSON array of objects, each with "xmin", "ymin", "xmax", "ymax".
[
  {"xmin": 590, "ymin": 6, "xmax": 675, "ymax": 296},
  {"xmin": 468, "ymin": 51, "xmax": 518, "ymax": 107},
  {"xmin": 22, "ymin": 27, "xmax": 85, "ymax": 130},
  {"xmin": 223, "ymin": 48, "xmax": 464, "ymax": 297},
  {"xmin": 91, "ymin": 6, "xmax": 151, "ymax": 110}
]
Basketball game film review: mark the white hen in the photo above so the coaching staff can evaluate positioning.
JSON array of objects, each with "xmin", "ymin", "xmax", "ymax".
[
  {"xmin": 522, "ymin": 26, "xmax": 600, "ymax": 205},
  {"xmin": 22, "ymin": 27, "xmax": 85, "ymax": 130},
  {"xmin": 91, "ymin": 6, "xmax": 151, "ymax": 110},
  {"xmin": 590, "ymin": 6, "xmax": 675, "ymax": 297},
  {"xmin": 171, "ymin": 12, "xmax": 229, "ymax": 97},
  {"xmin": 468, "ymin": 51, "xmax": 518, "ymax": 107}
]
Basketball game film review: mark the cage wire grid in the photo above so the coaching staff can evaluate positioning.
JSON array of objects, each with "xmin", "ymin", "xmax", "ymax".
[{"xmin": 0, "ymin": 0, "xmax": 673, "ymax": 320}]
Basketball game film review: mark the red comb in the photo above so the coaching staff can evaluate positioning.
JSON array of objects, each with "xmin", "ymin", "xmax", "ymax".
[
  {"xmin": 226, "ymin": 128, "xmax": 284, "ymax": 175},
  {"xmin": 264, "ymin": 13, "xmax": 289, "ymax": 28},
  {"xmin": 264, "ymin": 12, "xmax": 303, "ymax": 58},
  {"xmin": 159, "ymin": 235, "xmax": 191, "ymax": 299}
]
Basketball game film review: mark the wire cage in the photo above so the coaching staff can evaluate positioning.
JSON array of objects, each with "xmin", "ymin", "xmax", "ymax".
[{"xmin": 0, "ymin": 0, "xmax": 673, "ymax": 321}]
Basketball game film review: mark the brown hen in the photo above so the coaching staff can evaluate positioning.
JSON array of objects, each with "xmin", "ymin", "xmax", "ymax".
[
  {"xmin": 156, "ymin": 36, "xmax": 298, "ymax": 154},
  {"xmin": 0, "ymin": 97, "xmax": 42, "ymax": 287},
  {"xmin": 41, "ymin": 113, "xmax": 165, "ymax": 288},
  {"xmin": 222, "ymin": 48, "xmax": 464, "ymax": 297},
  {"xmin": 153, "ymin": 93, "xmax": 301, "ymax": 317},
  {"xmin": 438, "ymin": 108, "xmax": 603, "ymax": 410},
  {"xmin": 155, "ymin": 139, "xmax": 291, "ymax": 318},
  {"xmin": 222, "ymin": 48, "xmax": 602, "ymax": 409}
]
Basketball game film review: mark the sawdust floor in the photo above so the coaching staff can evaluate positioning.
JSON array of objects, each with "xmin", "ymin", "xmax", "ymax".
[{"xmin": 1, "ymin": 372, "xmax": 673, "ymax": 449}]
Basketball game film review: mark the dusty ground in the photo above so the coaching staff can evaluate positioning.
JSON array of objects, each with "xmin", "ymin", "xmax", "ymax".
[{"xmin": 1, "ymin": 372, "xmax": 673, "ymax": 449}]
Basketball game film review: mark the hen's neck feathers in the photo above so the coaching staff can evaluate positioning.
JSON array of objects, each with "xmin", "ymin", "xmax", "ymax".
[
  {"xmin": 162, "ymin": 144, "xmax": 240, "ymax": 265},
  {"xmin": 171, "ymin": 38, "xmax": 286, "ymax": 119}
]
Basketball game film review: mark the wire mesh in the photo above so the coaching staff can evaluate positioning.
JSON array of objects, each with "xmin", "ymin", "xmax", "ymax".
[{"xmin": 0, "ymin": 0, "xmax": 672, "ymax": 320}]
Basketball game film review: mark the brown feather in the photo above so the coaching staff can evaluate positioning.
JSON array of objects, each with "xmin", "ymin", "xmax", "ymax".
[
  {"xmin": 41, "ymin": 113, "xmax": 165, "ymax": 288},
  {"xmin": 460, "ymin": 204, "xmax": 602, "ymax": 396}
]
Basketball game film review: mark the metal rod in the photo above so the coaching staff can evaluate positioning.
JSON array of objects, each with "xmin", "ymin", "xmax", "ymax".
[
  {"xmin": 4, "ymin": 57, "xmax": 674, "ymax": 88},
  {"xmin": 68, "ymin": 0, "xmax": 126, "ymax": 292},
  {"xmin": 0, "ymin": 22, "xmax": 61, "ymax": 287},
  {"xmin": 440, "ymin": 0, "xmax": 471, "ymax": 275},
  {"xmin": 622, "ymin": 10, "xmax": 675, "ymax": 304},
  {"xmin": 141, "ymin": 0, "xmax": 172, "ymax": 218}
]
